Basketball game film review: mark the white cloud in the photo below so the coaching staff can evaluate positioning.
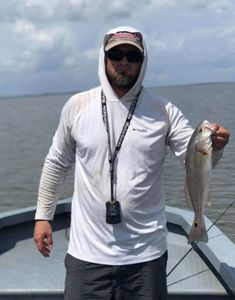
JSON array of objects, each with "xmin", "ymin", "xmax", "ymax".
[
  {"xmin": 0, "ymin": 17, "xmax": 74, "ymax": 75},
  {"xmin": 14, "ymin": 19, "xmax": 34, "ymax": 33},
  {"xmin": 0, "ymin": 0, "xmax": 235, "ymax": 95},
  {"xmin": 55, "ymin": 0, "xmax": 150, "ymax": 21}
]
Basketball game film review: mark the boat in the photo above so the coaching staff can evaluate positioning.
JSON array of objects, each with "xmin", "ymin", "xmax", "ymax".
[{"xmin": 0, "ymin": 198, "xmax": 234, "ymax": 299}]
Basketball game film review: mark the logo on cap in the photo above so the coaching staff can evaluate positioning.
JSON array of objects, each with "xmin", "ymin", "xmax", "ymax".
[{"xmin": 104, "ymin": 31, "xmax": 144, "ymax": 53}]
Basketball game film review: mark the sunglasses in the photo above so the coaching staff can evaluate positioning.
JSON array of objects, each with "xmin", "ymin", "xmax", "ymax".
[{"xmin": 106, "ymin": 49, "xmax": 143, "ymax": 63}]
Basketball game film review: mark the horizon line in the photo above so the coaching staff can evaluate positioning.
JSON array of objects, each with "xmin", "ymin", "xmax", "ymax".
[{"xmin": 1, "ymin": 80, "xmax": 235, "ymax": 99}]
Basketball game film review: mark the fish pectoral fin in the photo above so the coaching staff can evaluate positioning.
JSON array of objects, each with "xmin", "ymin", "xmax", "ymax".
[
  {"xmin": 212, "ymin": 149, "xmax": 223, "ymax": 169},
  {"xmin": 184, "ymin": 180, "xmax": 193, "ymax": 209}
]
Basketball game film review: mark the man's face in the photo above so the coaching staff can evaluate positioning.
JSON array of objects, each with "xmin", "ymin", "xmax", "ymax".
[{"xmin": 105, "ymin": 44, "xmax": 143, "ymax": 90}]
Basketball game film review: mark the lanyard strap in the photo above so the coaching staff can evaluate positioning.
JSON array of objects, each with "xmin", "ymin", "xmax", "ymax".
[{"xmin": 101, "ymin": 90, "xmax": 140, "ymax": 203}]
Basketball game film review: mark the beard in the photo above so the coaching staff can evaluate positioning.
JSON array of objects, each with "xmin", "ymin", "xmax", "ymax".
[{"xmin": 107, "ymin": 71, "xmax": 138, "ymax": 89}]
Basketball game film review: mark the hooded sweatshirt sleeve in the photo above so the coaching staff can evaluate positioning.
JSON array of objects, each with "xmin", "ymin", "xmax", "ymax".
[
  {"xmin": 166, "ymin": 101, "xmax": 193, "ymax": 161},
  {"xmin": 35, "ymin": 97, "xmax": 76, "ymax": 220}
]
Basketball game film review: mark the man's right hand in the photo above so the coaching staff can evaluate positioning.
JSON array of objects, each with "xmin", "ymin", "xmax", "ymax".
[{"xmin": 33, "ymin": 220, "xmax": 53, "ymax": 257}]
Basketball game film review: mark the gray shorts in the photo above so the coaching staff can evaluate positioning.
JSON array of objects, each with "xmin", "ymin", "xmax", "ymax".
[{"xmin": 64, "ymin": 252, "xmax": 168, "ymax": 300}]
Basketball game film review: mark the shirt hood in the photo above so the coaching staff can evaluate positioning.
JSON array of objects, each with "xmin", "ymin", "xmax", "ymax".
[{"xmin": 98, "ymin": 26, "xmax": 147, "ymax": 102}]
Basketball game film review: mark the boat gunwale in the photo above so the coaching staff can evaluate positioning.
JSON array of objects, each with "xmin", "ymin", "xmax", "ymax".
[{"xmin": 0, "ymin": 199, "xmax": 234, "ymax": 295}]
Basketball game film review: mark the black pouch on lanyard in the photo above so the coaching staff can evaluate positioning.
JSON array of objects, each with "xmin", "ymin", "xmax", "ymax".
[{"xmin": 106, "ymin": 201, "xmax": 121, "ymax": 224}]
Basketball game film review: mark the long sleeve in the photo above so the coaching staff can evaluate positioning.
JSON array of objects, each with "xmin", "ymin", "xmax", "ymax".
[
  {"xmin": 35, "ymin": 99, "xmax": 76, "ymax": 220},
  {"xmin": 166, "ymin": 102, "xmax": 194, "ymax": 161}
]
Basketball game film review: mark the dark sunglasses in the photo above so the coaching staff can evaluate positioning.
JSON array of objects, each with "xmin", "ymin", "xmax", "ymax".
[{"xmin": 106, "ymin": 49, "xmax": 143, "ymax": 63}]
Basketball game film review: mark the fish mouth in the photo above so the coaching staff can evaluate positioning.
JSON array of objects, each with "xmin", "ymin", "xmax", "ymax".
[{"xmin": 204, "ymin": 122, "xmax": 216, "ymax": 135}]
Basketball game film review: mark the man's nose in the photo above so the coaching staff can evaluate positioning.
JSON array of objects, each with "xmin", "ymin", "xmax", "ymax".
[{"xmin": 119, "ymin": 55, "xmax": 129, "ymax": 63}]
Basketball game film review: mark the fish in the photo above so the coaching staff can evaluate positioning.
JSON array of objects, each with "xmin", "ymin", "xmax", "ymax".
[{"xmin": 185, "ymin": 120, "xmax": 216, "ymax": 243}]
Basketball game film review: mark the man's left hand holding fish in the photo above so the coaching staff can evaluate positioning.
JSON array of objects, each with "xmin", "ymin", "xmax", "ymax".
[{"xmin": 211, "ymin": 124, "xmax": 230, "ymax": 151}]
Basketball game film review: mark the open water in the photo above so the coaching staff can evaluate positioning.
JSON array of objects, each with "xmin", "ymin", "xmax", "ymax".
[{"xmin": 0, "ymin": 82, "xmax": 234, "ymax": 242}]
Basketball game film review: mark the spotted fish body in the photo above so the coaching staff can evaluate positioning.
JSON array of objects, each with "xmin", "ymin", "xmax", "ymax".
[{"xmin": 185, "ymin": 120, "xmax": 215, "ymax": 243}]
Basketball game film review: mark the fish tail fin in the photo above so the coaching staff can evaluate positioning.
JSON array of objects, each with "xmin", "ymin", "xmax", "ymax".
[{"xmin": 188, "ymin": 219, "xmax": 208, "ymax": 243}]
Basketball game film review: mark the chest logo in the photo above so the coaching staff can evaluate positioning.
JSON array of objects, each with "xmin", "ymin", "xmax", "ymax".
[{"xmin": 133, "ymin": 128, "xmax": 147, "ymax": 133}]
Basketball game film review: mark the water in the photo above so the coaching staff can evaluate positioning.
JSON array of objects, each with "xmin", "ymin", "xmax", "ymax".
[{"xmin": 0, "ymin": 82, "xmax": 234, "ymax": 242}]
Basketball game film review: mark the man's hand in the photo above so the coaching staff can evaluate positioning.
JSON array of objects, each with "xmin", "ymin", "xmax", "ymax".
[
  {"xmin": 211, "ymin": 124, "xmax": 230, "ymax": 151},
  {"xmin": 34, "ymin": 220, "xmax": 53, "ymax": 257}
]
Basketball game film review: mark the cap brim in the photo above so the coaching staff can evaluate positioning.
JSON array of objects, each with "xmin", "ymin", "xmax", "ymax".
[{"xmin": 105, "ymin": 40, "xmax": 143, "ymax": 52}]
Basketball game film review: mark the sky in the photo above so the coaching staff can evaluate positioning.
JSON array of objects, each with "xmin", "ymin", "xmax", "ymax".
[{"xmin": 1, "ymin": 0, "xmax": 235, "ymax": 97}]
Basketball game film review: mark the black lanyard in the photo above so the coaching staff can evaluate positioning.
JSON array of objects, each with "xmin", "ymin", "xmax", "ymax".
[{"xmin": 101, "ymin": 90, "xmax": 140, "ymax": 203}]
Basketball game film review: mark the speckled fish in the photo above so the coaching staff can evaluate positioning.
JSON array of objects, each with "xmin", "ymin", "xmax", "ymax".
[{"xmin": 185, "ymin": 120, "xmax": 216, "ymax": 243}]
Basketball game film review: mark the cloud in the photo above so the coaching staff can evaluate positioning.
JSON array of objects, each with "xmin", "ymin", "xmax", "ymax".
[
  {"xmin": 0, "ymin": 19, "xmax": 72, "ymax": 74},
  {"xmin": 185, "ymin": 0, "xmax": 234, "ymax": 13},
  {"xmin": 55, "ymin": 0, "xmax": 153, "ymax": 22},
  {"xmin": 0, "ymin": 0, "xmax": 150, "ymax": 23},
  {"xmin": 0, "ymin": 0, "xmax": 235, "ymax": 95}
]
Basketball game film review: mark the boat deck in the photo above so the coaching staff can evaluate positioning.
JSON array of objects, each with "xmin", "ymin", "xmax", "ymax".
[{"xmin": 0, "ymin": 199, "xmax": 234, "ymax": 299}]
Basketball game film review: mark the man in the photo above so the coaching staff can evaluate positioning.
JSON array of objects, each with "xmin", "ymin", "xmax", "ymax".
[{"xmin": 34, "ymin": 26, "xmax": 229, "ymax": 300}]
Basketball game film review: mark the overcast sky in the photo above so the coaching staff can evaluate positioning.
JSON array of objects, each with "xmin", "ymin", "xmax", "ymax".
[{"xmin": 1, "ymin": 0, "xmax": 235, "ymax": 96}]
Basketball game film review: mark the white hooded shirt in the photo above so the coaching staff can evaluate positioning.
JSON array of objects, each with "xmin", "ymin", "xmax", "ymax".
[{"xmin": 35, "ymin": 26, "xmax": 193, "ymax": 265}]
